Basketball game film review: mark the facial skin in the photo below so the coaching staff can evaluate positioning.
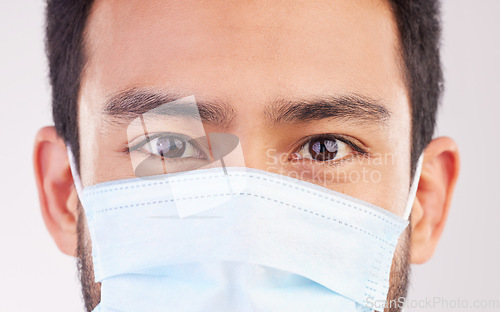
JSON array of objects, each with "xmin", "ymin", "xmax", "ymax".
[{"xmin": 33, "ymin": 0, "xmax": 460, "ymax": 311}]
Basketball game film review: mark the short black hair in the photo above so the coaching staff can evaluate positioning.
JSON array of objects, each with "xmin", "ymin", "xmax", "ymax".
[
  {"xmin": 46, "ymin": 0, "xmax": 94, "ymax": 172},
  {"xmin": 388, "ymin": 0, "xmax": 443, "ymax": 177},
  {"xmin": 46, "ymin": 0, "xmax": 442, "ymax": 177}
]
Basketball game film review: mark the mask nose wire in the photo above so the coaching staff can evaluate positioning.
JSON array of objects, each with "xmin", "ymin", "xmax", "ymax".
[{"xmin": 403, "ymin": 154, "xmax": 424, "ymax": 220}]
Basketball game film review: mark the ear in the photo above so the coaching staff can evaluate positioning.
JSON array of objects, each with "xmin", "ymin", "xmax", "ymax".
[
  {"xmin": 409, "ymin": 136, "xmax": 460, "ymax": 264},
  {"xmin": 33, "ymin": 126, "xmax": 79, "ymax": 256}
]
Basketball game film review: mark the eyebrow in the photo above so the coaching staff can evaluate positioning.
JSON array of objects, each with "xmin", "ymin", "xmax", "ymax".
[
  {"xmin": 265, "ymin": 94, "xmax": 390, "ymax": 126},
  {"xmin": 104, "ymin": 89, "xmax": 236, "ymax": 128},
  {"xmin": 104, "ymin": 89, "xmax": 390, "ymax": 128}
]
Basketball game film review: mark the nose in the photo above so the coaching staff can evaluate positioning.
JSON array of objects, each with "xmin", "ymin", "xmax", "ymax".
[{"xmin": 231, "ymin": 133, "xmax": 283, "ymax": 174}]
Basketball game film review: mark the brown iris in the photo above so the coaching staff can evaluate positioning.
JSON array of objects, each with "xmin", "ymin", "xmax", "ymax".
[{"xmin": 309, "ymin": 138, "xmax": 338, "ymax": 161}]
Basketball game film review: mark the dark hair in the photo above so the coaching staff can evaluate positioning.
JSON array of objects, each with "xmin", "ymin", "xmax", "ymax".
[
  {"xmin": 388, "ymin": 0, "xmax": 443, "ymax": 177},
  {"xmin": 46, "ymin": 0, "xmax": 94, "ymax": 172},
  {"xmin": 46, "ymin": 0, "xmax": 442, "ymax": 177}
]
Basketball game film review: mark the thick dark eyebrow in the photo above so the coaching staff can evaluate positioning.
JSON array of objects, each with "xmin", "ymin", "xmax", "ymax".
[
  {"xmin": 105, "ymin": 89, "xmax": 390, "ymax": 129},
  {"xmin": 104, "ymin": 89, "xmax": 235, "ymax": 128},
  {"xmin": 265, "ymin": 94, "xmax": 391, "ymax": 126}
]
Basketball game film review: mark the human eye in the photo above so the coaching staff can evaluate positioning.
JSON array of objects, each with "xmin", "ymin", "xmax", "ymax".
[
  {"xmin": 128, "ymin": 132, "xmax": 210, "ymax": 161},
  {"xmin": 290, "ymin": 134, "xmax": 367, "ymax": 164}
]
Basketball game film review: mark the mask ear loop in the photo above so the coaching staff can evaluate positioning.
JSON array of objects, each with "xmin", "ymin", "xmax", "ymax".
[
  {"xmin": 66, "ymin": 145, "xmax": 84, "ymax": 200},
  {"xmin": 402, "ymin": 154, "xmax": 424, "ymax": 220}
]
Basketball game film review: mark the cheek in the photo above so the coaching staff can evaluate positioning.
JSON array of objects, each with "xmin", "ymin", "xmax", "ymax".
[
  {"xmin": 369, "ymin": 162, "xmax": 412, "ymax": 215},
  {"xmin": 322, "ymin": 161, "xmax": 411, "ymax": 216}
]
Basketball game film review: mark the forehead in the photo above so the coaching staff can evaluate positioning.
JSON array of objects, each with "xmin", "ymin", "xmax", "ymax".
[{"xmin": 82, "ymin": 0, "xmax": 406, "ymax": 109}]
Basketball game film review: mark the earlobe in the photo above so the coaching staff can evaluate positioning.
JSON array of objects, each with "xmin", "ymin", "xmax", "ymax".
[
  {"xmin": 33, "ymin": 127, "xmax": 79, "ymax": 256},
  {"xmin": 409, "ymin": 137, "xmax": 460, "ymax": 264}
]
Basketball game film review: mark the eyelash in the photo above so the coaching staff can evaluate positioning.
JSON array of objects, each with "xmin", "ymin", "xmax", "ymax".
[
  {"xmin": 127, "ymin": 132, "xmax": 369, "ymax": 164},
  {"xmin": 292, "ymin": 134, "xmax": 368, "ymax": 163},
  {"xmin": 127, "ymin": 132, "xmax": 208, "ymax": 158}
]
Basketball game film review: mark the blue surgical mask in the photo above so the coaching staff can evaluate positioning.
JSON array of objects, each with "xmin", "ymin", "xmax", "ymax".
[{"xmin": 69, "ymin": 149, "xmax": 422, "ymax": 312}]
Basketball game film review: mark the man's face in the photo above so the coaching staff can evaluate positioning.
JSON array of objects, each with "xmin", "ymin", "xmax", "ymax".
[{"xmin": 77, "ymin": 0, "xmax": 412, "ymax": 309}]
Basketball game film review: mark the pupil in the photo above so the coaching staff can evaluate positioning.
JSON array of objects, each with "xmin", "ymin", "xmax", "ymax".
[
  {"xmin": 310, "ymin": 138, "xmax": 338, "ymax": 161},
  {"xmin": 157, "ymin": 137, "xmax": 186, "ymax": 158}
]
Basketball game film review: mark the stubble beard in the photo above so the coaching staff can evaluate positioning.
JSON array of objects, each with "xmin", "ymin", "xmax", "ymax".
[
  {"xmin": 76, "ymin": 202, "xmax": 411, "ymax": 312},
  {"xmin": 76, "ymin": 202, "xmax": 101, "ymax": 312}
]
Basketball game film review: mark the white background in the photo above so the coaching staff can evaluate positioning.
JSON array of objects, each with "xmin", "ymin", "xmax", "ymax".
[{"xmin": 0, "ymin": 1, "xmax": 499, "ymax": 311}]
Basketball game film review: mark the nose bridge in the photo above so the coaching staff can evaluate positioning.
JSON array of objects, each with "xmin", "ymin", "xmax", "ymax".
[
  {"xmin": 203, "ymin": 95, "xmax": 280, "ymax": 173},
  {"xmin": 228, "ymin": 129, "xmax": 278, "ymax": 173}
]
